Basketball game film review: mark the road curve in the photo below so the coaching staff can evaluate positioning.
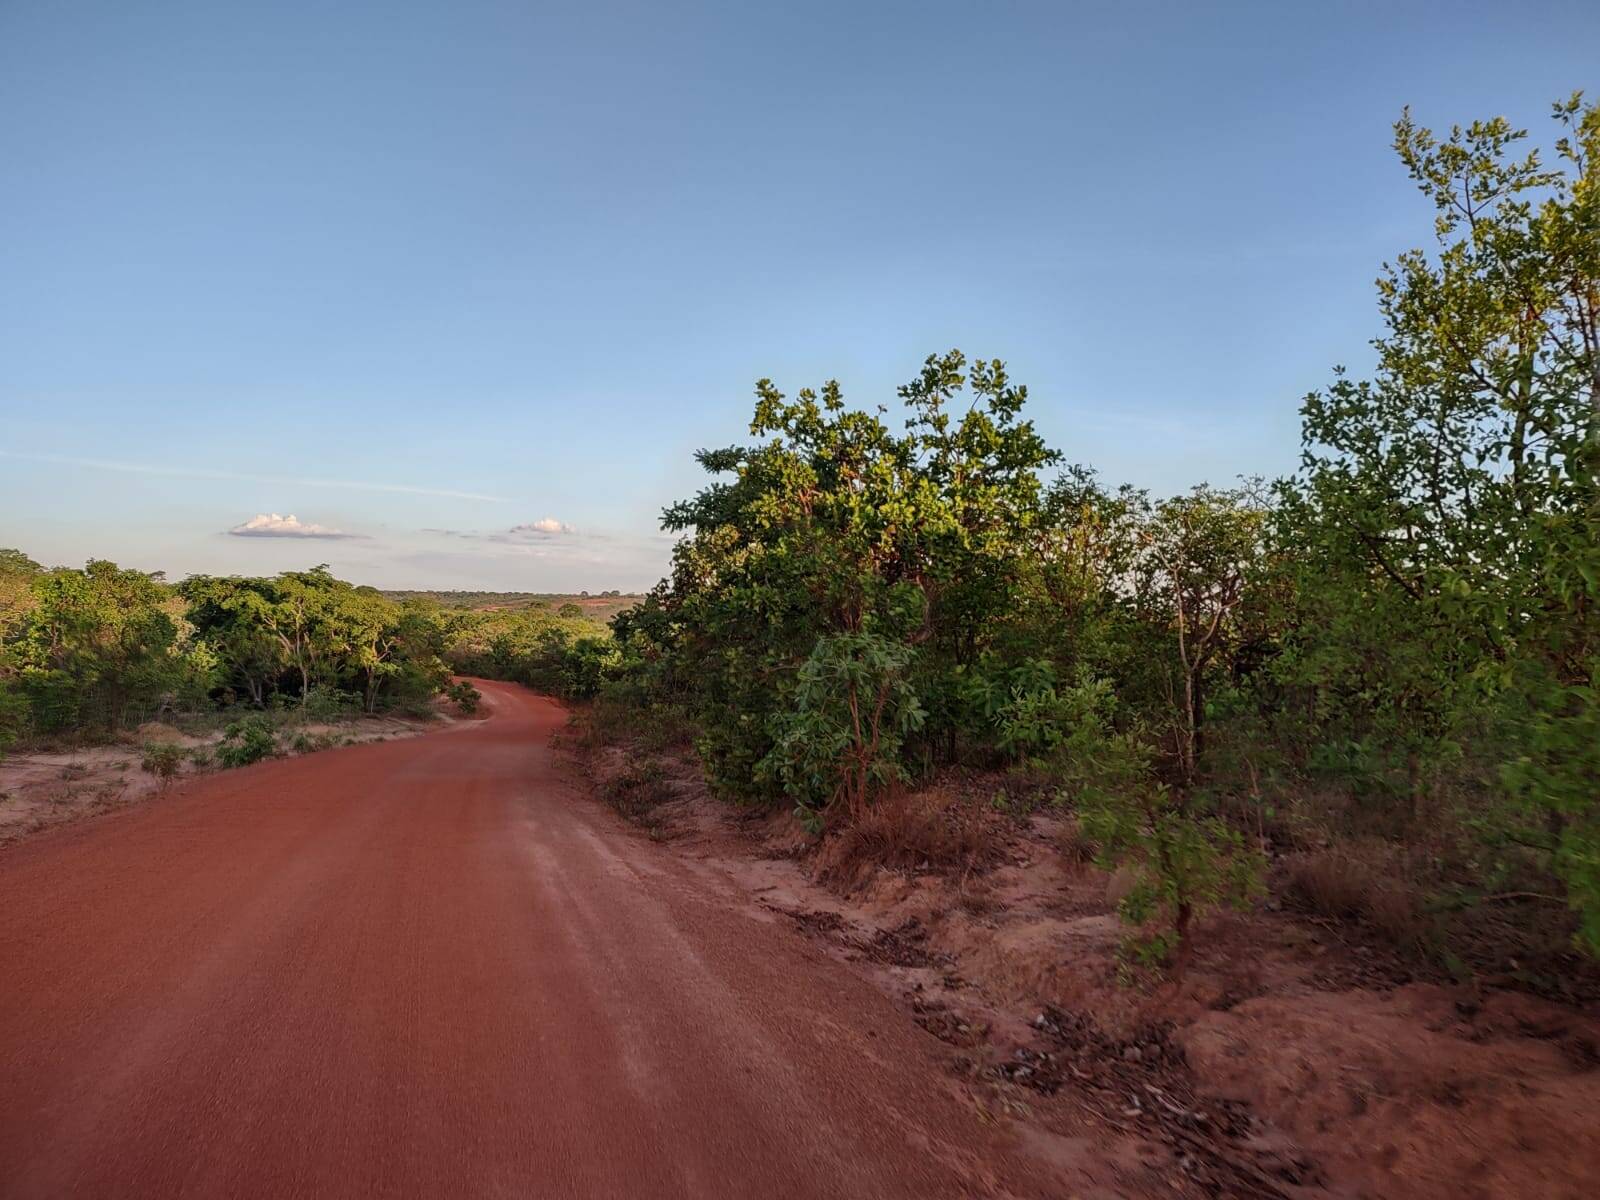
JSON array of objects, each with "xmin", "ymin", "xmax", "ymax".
[{"xmin": 0, "ymin": 681, "xmax": 1055, "ymax": 1198}]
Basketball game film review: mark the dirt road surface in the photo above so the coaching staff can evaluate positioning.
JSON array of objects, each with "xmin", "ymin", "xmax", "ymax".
[{"xmin": 0, "ymin": 682, "xmax": 1063, "ymax": 1199}]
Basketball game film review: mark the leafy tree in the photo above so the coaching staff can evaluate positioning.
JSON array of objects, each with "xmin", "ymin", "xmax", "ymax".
[
  {"xmin": 1080, "ymin": 780, "xmax": 1265, "ymax": 976},
  {"xmin": 1137, "ymin": 484, "xmax": 1269, "ymax": 784},
  {"xmin": 0, "ymin": 549, "xmax": 43, "ymax": 756},
  {"xmin": 0, "ymin": 548, "xmax": 42, "ymax": 634},
  {"xmin": 1284, "ymin": 93, "xmax": 1600, "ymax": 943},
  {"xmin": 183, "ymin": 571, "xmax": 450, "ymax": 712},
  {"xmin": 758, "ymin": 632, "xmax": 926, "ymax": 824},
  {"xmin": 446, "ymin": 680, "xmax": 481, "ymax": 714},
  {"xmin": 13, "ymin": 560, "xmax": 186, "ymax": 731},
  {"xmin": 641, "ymin": 351, "xmax": 1054, "ymax": 796},
  {"xmin": 180, "ymin": 575, "xmax": 288, "ymax": 705}
]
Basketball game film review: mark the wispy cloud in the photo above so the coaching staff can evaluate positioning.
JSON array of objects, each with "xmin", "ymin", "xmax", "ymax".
[
  {"xmin": 0, "ymin": 451, "xmax": 506, "ymax": 502},
  {"xmin": 425, "ymin": 518, "xmax": 576, "ymax": 542},
  {"xmin": 397, "ymin": 520, "xmax": 674, "ymax": 589},
  {"xmin": 228, "ymin": 513, "xmax": 360, "ymax": 539}
]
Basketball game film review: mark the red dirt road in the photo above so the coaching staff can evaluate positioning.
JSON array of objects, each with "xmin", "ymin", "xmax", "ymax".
[{"xmin": 0, "ymin": 682, "xmax": 1058, "ymax": 1199}]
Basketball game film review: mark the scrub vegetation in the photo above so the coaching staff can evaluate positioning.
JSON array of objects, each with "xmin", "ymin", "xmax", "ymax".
[
  {"xmin": 0, "ymin": 559, "xmax": 617, "ymax": 756},
  {"xmin": 578, "ymin": 95, "xmax": 1600, "ymax": 978}
]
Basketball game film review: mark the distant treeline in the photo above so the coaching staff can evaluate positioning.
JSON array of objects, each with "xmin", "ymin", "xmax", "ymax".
[
  {"xmin": 380, "ymin": 589, "xmax": 639, "ymax": 611},
  {"xmin": 0, "ymin": 559, "xmax": 619, "ymax": 744}
]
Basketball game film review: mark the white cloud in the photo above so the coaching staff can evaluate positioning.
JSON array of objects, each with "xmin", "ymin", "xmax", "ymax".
[
  {"xmin": 508, "ymin": 517, "xmax": 573, "ymax": 537},
  {"xmin": 422, "ymin": 517, "xmax": 575, "ymax": 542},
  {"xmin": 228, "ymin": 513, "xmax": 358, "ymax": 540}
]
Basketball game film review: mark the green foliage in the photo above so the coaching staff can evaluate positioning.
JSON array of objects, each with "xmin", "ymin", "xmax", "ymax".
[
  {"xmin": 1139, "ymin": 484, "xmax": 1270, "ymax": 785},
  {"xmin": 299, "ymin": 686, "xmax": 363, "ymax": 722},
  {"xmin": 180, "ymin": 570, "xmax": 450, "ymax": 712},
  {"xmin": 6, "ymin": 560, "xmax": 187, "ymax": 732},
  {"xmin": 620, "ymin": 349, "xmax": 1056, "ymax": 798},
  {"xmin": 442, "ymin": 604, "xmax": 618, "ymax": 701},
  {"xmin": 583, "ymin": 88, "xmax": 1599, "ymax": 974},
  {"xmin": 285, "ymin": 730, "xmax": 339, "ymax": 754},
  {"xmin": 1274, "ymin": 92, "xmax": 1600, "ymax": 949},
  {"xmin": 380, "ymin": 590, "xmax": 638, "ymax": 621},
  {"xmin": 0, "ymin": 560, "xmax": 623, "ymax": 734},
  {"xmin": 139, "ymin": 742, "xmax": 186, "ymax": 787},
  {"xmin": 1049, "ymin": 671, "xmax": 1154, "ymax": 805},
  {"xmin": 216, "ymin": 717, "xmax": 278, "ymax": 768},
  {"xmin": 446, "ymin": 680, "xmax": 481, "ymax": 714},
  {"xmin": 0, "ymin": 680, "xmax": 25, "ymax": 760},
  {"xmin": 757, "ymin": 632, "xmax": 926, "ymax": 823},
  {"xmin": 1080, "ymin": 781, "xmax": 1265, "ymax": 973},
  {"xmin": 958, "ymin": 656, "xmax": 1066, "ymax": 764},
  {"xmin": 1503, "ymin": 662, "xmax": 1600, "ymax": 953}
]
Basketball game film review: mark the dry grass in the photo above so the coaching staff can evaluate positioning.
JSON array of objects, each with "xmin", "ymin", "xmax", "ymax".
[
  {"xmin": 569, "ymin": 697, "xmax": 696, "ymax": 756},
  {"xmin": 1055, "ymin": 815, "xmax": 1097, "ymax": 865},
  {"xmin": 570, "ymin": 697, "xmax": 635, "ymax": 751},
  {"xmin": 814, "ymin": 788, "xmax": 1003, "ymax": 892},
  {"xmin": 1286, "ymin": 845, "xmax": 1422, "ymax": 947},
  {"xmin": 602, "ymin": 756, "xmax": 673, "ymax": 823}
]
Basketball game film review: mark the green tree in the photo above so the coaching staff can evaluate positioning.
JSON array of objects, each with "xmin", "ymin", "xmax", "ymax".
[
  {"xmin": 180, "ymin": 575, "xmax": 289, "ymax": 705},
  {"xmin": 644, "ymin": 351, "xmax": 1054, "ymax": 798},
  {"xmin": 1081, "ymin": 779, "xmax": 1265, "ymax": 977},
  {"xmin": 1137, "ymin": 484, "xmax": 1269, "ymax": 784},
  {"xmin": 14, "ymin": 560, "xmax": 185, "ymax": 731},
  {"xmin": 758, "ymin": 631, "xmax": 926, "ymax": 824},
  {"xmin": 1285, "ymin": 93, "xmax": 1600, "ymax": 945}
]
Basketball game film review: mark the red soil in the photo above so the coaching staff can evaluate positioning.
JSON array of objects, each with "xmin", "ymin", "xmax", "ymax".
[
  {"xmin": 581, "ymin": 754, "xmax": 1600, "ymax": 1200},
  {"xmin": 0, "ymin": 682, "xmax": 1081, "ymax": 1198}
]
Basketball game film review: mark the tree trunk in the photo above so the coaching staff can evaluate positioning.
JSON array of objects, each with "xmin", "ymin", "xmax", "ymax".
[
  {"xmin": 1172, "ymin": 901, "xmax": 1194, "ymax": 981},
  {"xmin": 1178, "ymin": 668, "xmax": 1197, "ymax": 785}
]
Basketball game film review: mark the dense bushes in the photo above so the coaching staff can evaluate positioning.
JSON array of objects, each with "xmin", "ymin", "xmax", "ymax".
[
  {"xmin": 445, "ymin": 680, "xmax": 481, "ymax": 714},
  {"xmin": 0, "ymin": 562, "xmax": 618, "ymax": 751},
  {"xmin": 139, "ymin": 741, "xmax": 187, "ymax": 788},
  {"xmin": 442, "ymin": 604, "xmax": 619, "ymax": 699},
  {"xmin": 2, "ymin": 559, "xmax": 202, "ymax": 735},
  {"xmin": 179, "ymin": 569, "xmax": 451, "ymax": 713},
  {"xmin": 216, "ymin": 717, "xmax": 278, "ymax": 768},
  {"xmin": 602, "ymin": 93, "xmax": 1600, "ymax": 968}
]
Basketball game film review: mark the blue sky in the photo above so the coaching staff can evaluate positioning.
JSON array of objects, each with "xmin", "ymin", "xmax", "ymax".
[{"xmin": 2, "ymin": 0, "xmax": 1595, "ymax": 590}]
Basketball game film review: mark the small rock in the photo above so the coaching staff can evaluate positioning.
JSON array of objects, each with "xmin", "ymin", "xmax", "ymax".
[{"xmin": 1122, "ymin": 1046, "xmax": 1143, "ymax": 1063}]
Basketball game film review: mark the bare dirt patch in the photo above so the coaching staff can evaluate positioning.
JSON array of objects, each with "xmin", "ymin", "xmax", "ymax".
[
  {"xmin": 567, "ymin": 724, "xmax": 1600, "ymax": 1199},
  {"xmin": 0, "ymin": 709, "xmax": 451, "ymax": 848}
]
